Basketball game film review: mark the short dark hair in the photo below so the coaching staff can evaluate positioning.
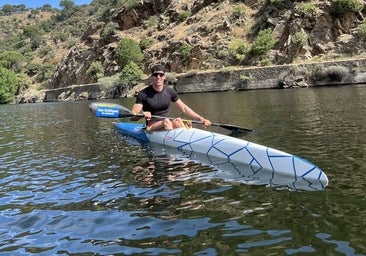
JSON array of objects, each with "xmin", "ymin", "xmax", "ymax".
[{"xmin": 150, "ymin": 64, "xmax": 165, "ymax": 74}]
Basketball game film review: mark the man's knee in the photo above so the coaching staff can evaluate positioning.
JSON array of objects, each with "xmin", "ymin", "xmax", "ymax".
[
  {"xmin": 172, "ymin": 118, "xmax": 185, "ymax": 128},
  {"xmin": 163, "ymin": 118, "xmax": 173, "ymax": 130}
]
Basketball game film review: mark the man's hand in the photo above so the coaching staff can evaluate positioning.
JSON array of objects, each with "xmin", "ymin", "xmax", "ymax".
[{"xmin": 143, "ymin": 111, "xmax": 152, "ymax": 120}]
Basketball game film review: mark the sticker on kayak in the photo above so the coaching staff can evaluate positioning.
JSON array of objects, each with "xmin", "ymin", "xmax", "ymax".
[{"xmin": 96, "ymin": 106, "xmax": 120, "ymax": 117}]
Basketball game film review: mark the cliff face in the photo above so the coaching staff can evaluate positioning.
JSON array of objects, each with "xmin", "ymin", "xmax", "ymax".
[{"xmin": 45, "ymin": 0, "xmax": 366, "ymax": 89}]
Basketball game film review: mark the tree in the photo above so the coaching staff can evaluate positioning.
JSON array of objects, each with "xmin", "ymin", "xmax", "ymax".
[
  {"xmin": 59, "ymin": 0, "xmax": 76, "ymax": 19},
  {"xmin": 119, "ymin": 61, "xmax": 144, "ymax": 85},
  {"xmin": 331, "ymin": 0, "xmax": 364, "ymax": 14},
  {"xmin": 22, "ymin": 25, "xmax": 44, "ymax": 50},
  {"xmin": 0, "ymin": 67, "xmax": 18, "ymax": 104},
  {"xmin": 1, "ymin": 4, "xmax": 15, "ymax": 15},
  {"xmin": 250, "ymin": 28, "xmax": 275, "ymax": 56},
  {"xmin": 0, "ymin": 51, "xmax": 26, "ymax": 73},
  {"xmin": 115, "ymin": 38, "xmax": 143, "ymax": 69},
  {"xmin": 86, "ymin": 61, "xmax": 105, "ymax": 81},
  {"xmin": 60, "ymin": 0, "xmax": 75, "ymax": 10},
  {"xmin": 42, "ymin": 4, "xmax": 53, "ymax": 12}
]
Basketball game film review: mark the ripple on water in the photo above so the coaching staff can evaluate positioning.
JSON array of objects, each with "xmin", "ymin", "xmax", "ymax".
[{"xmin": 1, "ymin": 208, "xmax": 301, "ymax": 255}]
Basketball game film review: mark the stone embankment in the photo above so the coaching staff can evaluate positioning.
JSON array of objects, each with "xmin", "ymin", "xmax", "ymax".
[
  {"xmin": 175, "ymin": 58, "xmax": 366, "ymax": 93},
  {"xmin": 18, "ymin": 58, "xmax": 366, "ymax": 103}
]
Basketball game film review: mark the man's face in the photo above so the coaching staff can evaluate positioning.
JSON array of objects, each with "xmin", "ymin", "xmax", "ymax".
[{"xmin": 152, "ymin": 72, "xmax": 165, "ymax": 86}]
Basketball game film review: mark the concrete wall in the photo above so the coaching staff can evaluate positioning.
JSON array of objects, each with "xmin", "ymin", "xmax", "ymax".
[
  {"xmin": 43, "ymin": 83, "xmax": 131, "ymax": 102},
  {"xmin": 175, "ymin": 59, "xmax": 366, "ymax": 93}
]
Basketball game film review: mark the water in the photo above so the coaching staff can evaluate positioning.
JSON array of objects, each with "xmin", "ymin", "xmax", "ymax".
[{"xmin": 0, "ymin": 86, "xmax": 365, "ymax": 255}]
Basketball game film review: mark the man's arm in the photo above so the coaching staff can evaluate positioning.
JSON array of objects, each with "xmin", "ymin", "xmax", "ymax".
[
  {"xmin": 173, "ymin": 99, "xmax": 211, "ymax": 126},
  {"xmin": 130, "ymin": 103, "xmax": 143, "ymax": 121}
]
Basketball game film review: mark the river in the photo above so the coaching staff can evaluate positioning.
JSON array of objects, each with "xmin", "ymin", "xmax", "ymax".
[{"xmin": 0, "ymin": 85, "xmax": 365, "ymax": 255}]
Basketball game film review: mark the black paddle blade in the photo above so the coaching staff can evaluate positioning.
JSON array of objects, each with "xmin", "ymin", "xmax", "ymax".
[
  {"xmin": 89, "ymin": 102, "xmax": 133, "ymax": 118},
  {"xmin": 212, "ymin": 123, "xmax": 254, "ymax": 134}
]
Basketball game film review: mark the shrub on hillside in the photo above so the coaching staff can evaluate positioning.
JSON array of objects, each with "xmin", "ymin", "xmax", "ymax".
[
  {"xmin": 232, "ymin": 4, "xmax": 246, "ymax": 19},
  {"xmin": 250, "ymin": 28, "xmax": 275, "ymax": 56},
  {"xmin": 356, "ymin": 21, "xmax": 366, "ymax": 39},
  {"xmin": 179, "ymin": 43, "xmax": 192, "ymax": 59},
  {"xmin": 139, "ymin": 36, "xmax": 154, "ymax": 50},
  {"xmin": 0, "ymin": 67, "xmax": 18, "ymax": 104},
  {"xmin": 298, "ymin": 2, "xmax": 317, "ymax": 17},
  {"xmin": 98, "ymin": 73, "xmax": 121, "ymax": 98},
  {"xmin": 115, "ymin": 38, "xmax": 143, "ymax": 70},
  {"xmin": 119, "ymin": 61, "xmax": 144, "ymax": 86},
  {"xmin": 179, "ymin": 11, "xmax": 191, "ymax": 22},
  {"xmin": 145, "ymin": 16, "xmax": 159, "ymax": 28},
  {"xmin": 228, "ymin": 38, "xmax": 249, "ymax": 62},
  {"xmin": 86, "ymin": 61, "xmax": 105, "ymax": 81},
  {"xmin": 331, "ymin": 0, "xmax": 364, "ymax": 14},
  {"xmin": 292, "ymin": 31, "xmax": 308, "ymax": 46},
  {"xmin": 0, "ymin": 51, "xmax": 25, "ymax": 73}
]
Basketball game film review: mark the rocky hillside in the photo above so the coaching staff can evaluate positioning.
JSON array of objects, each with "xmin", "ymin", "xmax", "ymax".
[
  {"xmin": 46, "ymin": 0, "xmax": 366, "ymax": 89},
  {"xmin": 2, "ymin": 0, "xmax": 366, "ymax": 93}
]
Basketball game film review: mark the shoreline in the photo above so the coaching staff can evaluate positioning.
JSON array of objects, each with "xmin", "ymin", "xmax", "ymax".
[{"xmin": 16, "ymin": 58, "xmax": 366, "ymax": 104}]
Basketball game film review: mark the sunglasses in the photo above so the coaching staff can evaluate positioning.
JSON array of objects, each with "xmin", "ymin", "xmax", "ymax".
[{"xmin": 152, "ymin": 73, "xmax": 165, "ymax": 77}]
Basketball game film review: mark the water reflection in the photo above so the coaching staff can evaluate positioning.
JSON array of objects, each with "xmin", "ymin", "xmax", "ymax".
[{"xmin": 5, "ymin": 208, "xmax": 305, "ymax": 255}]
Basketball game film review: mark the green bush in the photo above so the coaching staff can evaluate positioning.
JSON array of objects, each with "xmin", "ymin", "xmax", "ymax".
[
  {"xmin": 16, "ymin": 73, "xmax": 31, "ymax": 93},
  {"xmin": 38, "ymin": 45, "xmax": 53, "ymax": 57},
  {"xmin": 86, "ymin": 61, "xmax": 105, "ymax": 81},
  {"xmin": 145, "ymin": 16, "xmax": 159, "ymax": 28},
  {"xmin": 119, "ymin": 61, "xmax": 144, "ymax": 85},
  {"xmin": 292, "ymin": 31, "xmax": 308, "ymax": 45},
  {"xmin": 0, "ymin": 51, "xmax": 25, "ymax": 73},
  {"xmin": 0, "ymin": 67, "xmax": 18, "ymax": 104},
  {"xmin": 232, "ymin": 4, "xmax": 246, "ymax": 18},
  {"xmin": 98, "ymin": 73, "xmax": 120, "ymax": 95},
  {"xmin": 250, "ymin": 28, "xmax": 275, "ymax": 56},
  {"xmin": 298, "ymin": 2, "xmax": 317, "ymax": 16},
  {"xmin": 139, "ymin": 36, "xmax": 154, "ymax": 50},
  {"xmin": 228, "ymin": 38, "xmax": 249, "ymax": 61},
  {"xmin": 179, "ymin": 43, "xmax": 192, "ymax": 59},
  {"xmin": 116, "ymin": 0, "xmax": 139, "ymax": 8},
  {"xmin": 356, "ymin": 21, "xmax": 366, "ymax": 39},
  {"xmin": 115, "ymin": 38, "xmax": 143, "ymax": 69},
  {"xmin": 101, "ymin": 22, "xmax": 119, "ymax": 38},
  {"xmin": 179, "ymin": 11, "xmax": 191, "ymax": 22},
  {"xmin": 66, "ymin": 39, "xmax": 77, "ymax": 49},
  {"xmin": 240, "ymin": 74, "xmax": 252, "ymax": 82},
  {"xmin": 31, "ymin": 63, "xmax": 55, "ymax": 83},
  {"xmin": 52, "ymin": 31, "xmax": 69, "ymax": 42},
  {"xmin": 331, "ymin": 0, "xmax": 364, "ymax": 14},
  {"xmin": 260, "ymin": 57, "xmax": 272, "ymax": 66}
]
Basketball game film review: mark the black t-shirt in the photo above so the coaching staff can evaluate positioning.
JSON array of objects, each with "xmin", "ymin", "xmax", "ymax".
[{"xmin": 135, "ymin": 85, "xmax": 179, "ymax": 119}]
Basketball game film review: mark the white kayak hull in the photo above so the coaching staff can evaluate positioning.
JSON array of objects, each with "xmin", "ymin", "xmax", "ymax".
[{"xmin": 114, "ymin": 122, "xmax": 329, "ymax": 189}]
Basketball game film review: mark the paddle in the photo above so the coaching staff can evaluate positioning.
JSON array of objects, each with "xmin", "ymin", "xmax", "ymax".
[{"xmin": 89, "ymin": 102, "xmax": 254, "ymax": 133}]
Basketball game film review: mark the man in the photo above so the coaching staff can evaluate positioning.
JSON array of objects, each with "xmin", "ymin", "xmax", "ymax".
[{"xmin": 131, "ymin": 64, "xmax": 211, "ymax": 131}]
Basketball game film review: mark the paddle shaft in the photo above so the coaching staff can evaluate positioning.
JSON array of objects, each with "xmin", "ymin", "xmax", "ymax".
[
  {"xmin": 89, "ymin": 102, "xmax": 254, "ymax": 133},
  {"xmin": 127, "ymin": 112, "xmax": 253, "ymax": 133}
]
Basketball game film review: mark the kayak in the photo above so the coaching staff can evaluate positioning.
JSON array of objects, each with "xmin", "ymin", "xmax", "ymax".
[{"xmin": 114, "ymin": 122, "xmax": 329, "ymax": 189}]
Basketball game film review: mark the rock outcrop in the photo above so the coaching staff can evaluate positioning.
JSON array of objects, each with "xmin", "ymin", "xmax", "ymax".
[{"xmin": 44, "ymin": 0, "xmax": 366, "ymax": 92}]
